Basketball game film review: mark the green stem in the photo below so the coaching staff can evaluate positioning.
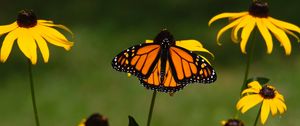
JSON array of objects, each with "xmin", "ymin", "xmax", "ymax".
[
  {"xmin": 253, "ymin": 105, "xmax": 262, "ymax": 126},
  {"xmin": 240, "ymin": 30, "xmax": 257, "ymax": 93},
  {"xmin": 146, "ymin": 91, "xmax": 157, "ymax": 126},
  {"xmin": 28, "ymin": 60, "xmax": 40, "ymax": 126},
  {"xmin": 235, "ymin": 30, "xmax": 257, "ymax": 118},
  {"xmin": 240, "ymin": 49, "xmax": 252, "ymax": 93}
]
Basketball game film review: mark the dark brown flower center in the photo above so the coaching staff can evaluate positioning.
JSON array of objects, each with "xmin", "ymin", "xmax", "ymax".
[
  {"xmin": 248, "ymin": 1, "xmax": 269, "ymax": 17},
  {"xmin": 259, "ymin": 85, "xmax": 275, "ymax": 99},
  {"xmin": 224, "ymin": 119, "xmax": 244, "ymax": 126},
  {"xmin": 17, "ymin": 10, "xmax": 37, "ymax": 28},
  {"xmin": 85, "ymin": 113, "xmax": 109, "ymax": 126}
]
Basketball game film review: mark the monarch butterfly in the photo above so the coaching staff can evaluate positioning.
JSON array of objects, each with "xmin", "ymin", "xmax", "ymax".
[{"xmin": 112, "ymin": 29, "xmax": 217, "ymax": 92}]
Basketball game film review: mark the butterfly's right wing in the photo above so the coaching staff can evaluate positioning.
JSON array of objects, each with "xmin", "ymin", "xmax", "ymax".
[{"xmin": 112, "ymin": 43, "xmax": 161, "ymax": 78}]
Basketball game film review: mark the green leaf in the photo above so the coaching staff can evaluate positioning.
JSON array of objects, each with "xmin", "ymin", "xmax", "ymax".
[
  {"xmin": 246, "ymin": 78, "xmax": 255, "ymax": 85},
  {"xmin": 128, "ymin": 115, "xmax": 139, "ymax": 126},
  {"xmin": 256, "ymin": 77, "xmax": 270, "ymax": 85}
]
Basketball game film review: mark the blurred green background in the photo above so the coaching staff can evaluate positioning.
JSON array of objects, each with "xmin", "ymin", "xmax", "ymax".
[{"xmin": 0, "ymin": 0, "xmax": 299, "ymax": 126}]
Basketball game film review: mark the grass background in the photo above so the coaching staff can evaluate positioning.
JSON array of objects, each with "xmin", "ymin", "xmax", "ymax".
[{"xmin": 0, "ymin": 0, "xmax": 300, "ymax": 125}]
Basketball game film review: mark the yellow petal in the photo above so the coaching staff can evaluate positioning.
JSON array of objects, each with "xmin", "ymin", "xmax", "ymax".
[
  {"xmin": 241, "ymin": 88, "xmax": 259, "ymax": 95},
  {"xmin": 273, "ymin": 99, "xmax": 287, "ymax": 114},
  {"xmin": 231, "ymin": 27, "xmax": 237, "ymax": 43},
  {"xmin": 17, "ymin": 29, "xmax": 31, "ymax": 58},
  {"xmin": 0, "ymin": 28, "xmax": 20, "ymax": 62},
  {"xmin": 256, "ymin": 18, "xmax": 273, "ymax": 54},
  {"xmin": 230, "ymin": 12, "xmax": 249, "ymax": 20},
  {"xmin": 263, "ymin": 18, "xmax": 291, "ymax": 55},
  {"xmin": 145, "ymin": 40, "xmax": 154, "ymax": 43},
  {"xmin": 281, "ymin": 28, "xmax": 300, "ymax": 42},
  {"xmin": 240, "ymin": 18, "xmax": 255, "ymax": 54},
  {"xmin": 39, "ymin": 20, "xmax": 74, "ymax": 37},
  {"xmin": 30, "ymin": 29, "xmax": 49, "ymax": 63},
  {"xmin": 208, "ymin": 12, "xmax": 248, "ymax": 26},
  {"xmin": 221, "ymin": 120, "xmax": 227, "ymax": 125},
  {"xmin": 269, "ymin": 100, "xmax": 278, "ymax": 116},
  {"xmin": 216, "ymin": 17, "xmax": 244, "ymax": 45},
  {"xmin": 240, "ymin": 95, "xmax": 263, "ymax": 113},
  {"xmin": 232, "ymin": 15, "xmax": 251, "ymax": 43},
  {"xmin": 269, "ymin": 17, "xmax": 300, "ymax": 34},
  {"xmin": 37, "ymin": 20, "xmax": 54, "ymax": 24},
  {"xmin": 248, "ymin": 81, "xmax": 262, "ymax": 91},
  {"xmin": 37, "ymin": 25, "xmax": 70, "ymax": 42},
  {"xmin": 275, "ymin": 93, "xmax": 285, "ymax": 101},
  {"xmin": 34, "ymin": 26, "xmax": 73, "ymax": 50},
  {"xmin": 17, "ymin": 28, "xmax": 37, "ymax": 64},
  {"xmin": 266, "ymin": 85, "xmax": 275, "ymax": 90},
  {"xmin": 260, "ymin": 100, "xmax": 271, "ymax": 124},
  {"xmin": 78, "ymin": 119, "xmax": 86, "ymax": 126},
  {"xmin": 236, "ymin": 94, "xmax": 263, "ymax": 112},
  {"xmin": 0, "ymin": 22, "xmax": 18, "ymax": 35},
  {"xmin": 199, "ymin": 55, "xmax": 212, "ymax": 65},
  {"xmin": 175, "ymin": 40, "xmax": 214, "ymax": 57}
]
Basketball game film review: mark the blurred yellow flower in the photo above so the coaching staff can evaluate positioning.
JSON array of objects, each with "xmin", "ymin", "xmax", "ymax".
[
  {"xmin": 209, "ymin": 1, "xmax": 300, "ymax": 55},
  {"xmin": 78, "ymin": 119, "xmax": 86, "ymax": 126},
  {"xmin": 0, "ymin": 10, "xmax": 74, "ymax": 64},
  {"xmin": 236, "ymin": 81, "xmax": 287, "ymax": 124},
  {"xmin": 221, "ymin": 119, "xmax": 244, "ymax": 126},
  {"xmin": 78, "ymin": 113, "xmax": 109, "ymax": 126}
]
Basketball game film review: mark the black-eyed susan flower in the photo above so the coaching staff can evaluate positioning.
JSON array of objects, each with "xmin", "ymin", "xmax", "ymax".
[
  {"xmin": 78, "ymin": 113, "xmax": 109, "ymax": 126},
  {"xmin": 0, "ymin": 9, "xmax": 73, "ymax": 64},
  {"xmin": 209, "ymin": 1, "xmax": 300, "ymax": 55},
  {"xmin": 236, "ymin": 81, "xmax": 287, "ymax": 124},
  {"xmin": 221, "ymin": 119, "xmax": 244, "ymax": 126}
]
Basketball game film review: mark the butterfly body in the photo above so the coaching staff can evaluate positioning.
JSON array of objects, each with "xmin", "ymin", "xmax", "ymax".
[
  {"xmin": 154, "ymin": 31, "xmax": 175, "ymax": 84},
  {"xmin": 112, "ymin": 30, "xmax": 217, "ymax": 92}
]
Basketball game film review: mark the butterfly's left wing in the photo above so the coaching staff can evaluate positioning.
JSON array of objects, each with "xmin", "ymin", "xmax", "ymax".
[
  {"xmin": 112, "ymin": 43, "xmax": 161, "ymax": 78},
  {"xmin": 168, "ymin": 46, "xmax": 217, "ymax": 84}
]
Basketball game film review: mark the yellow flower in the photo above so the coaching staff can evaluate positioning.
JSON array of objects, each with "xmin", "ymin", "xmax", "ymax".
[
  {"xmin": 78, "ymin": 113, "xmax": 109, "ymax": 126},
  {"xmin": 236, "ymin": 81, "xmax": 287, "ymax": 124},
  {"xmin": 221, "ymin": 119, "xmax": 244, "ymax": 126},
  {"xmin": 209, "ymin": 1, "xmax": 300, "ymax": 55},
  {"xmin": 0, "ymin": 10, "xmax": 74, "ymax": 64},
  {"xmin": 78, "ymin": 119, "xmax": 86, "ymax": 126}
]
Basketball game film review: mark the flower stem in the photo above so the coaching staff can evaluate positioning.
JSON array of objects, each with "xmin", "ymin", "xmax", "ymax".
[
  {"xmin": 28, "ymin": 60, "xmax": 40, "ymax": 126},
  {"xmin": 146, "ymin": 91, "xmax": 157, "ymax": 126},
  {"xmin": 240, "ymin": 49, "xmax": 252, "ymax": 93},
  {"xmin": 253, "ymin": 105, "xmax": 262, "ymax": 126},
  {"xmin": 235, "ymin": 30, "xmax": 257, "ymax": 118},
  {"xmin": 240, "ymin": 30, "xmax": 257, "ymax": 93}
]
